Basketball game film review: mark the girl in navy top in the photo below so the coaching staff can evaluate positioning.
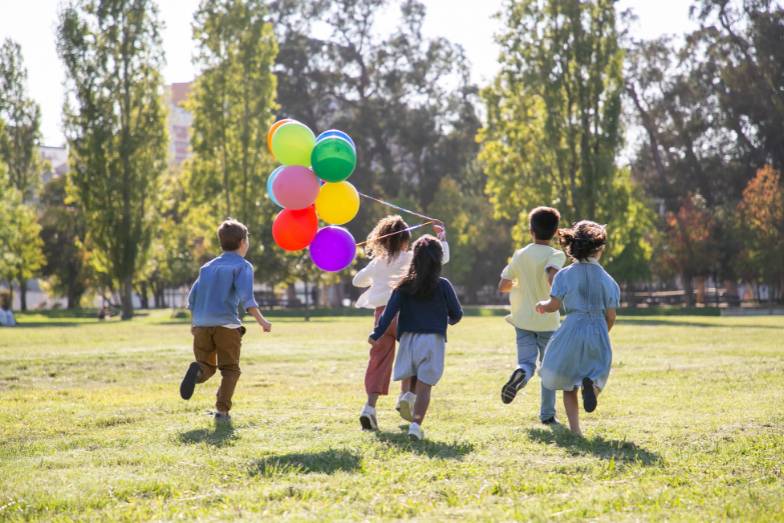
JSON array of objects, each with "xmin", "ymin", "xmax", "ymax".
[{"xmin": 370, "ymin": 235, "xmax": 463, "ymax": 441}]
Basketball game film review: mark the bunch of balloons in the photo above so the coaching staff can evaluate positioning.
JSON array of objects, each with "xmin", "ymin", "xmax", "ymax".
[{"xmin": 266, "ymin": 119, "xmax": 360, "ymax": 272}]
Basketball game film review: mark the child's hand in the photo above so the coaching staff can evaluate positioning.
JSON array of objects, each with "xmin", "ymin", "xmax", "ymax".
[
  {"xmin": 432, "ymin": 221, "xmax": 446, "ymax": 240},
  {"xmin": 535, "ymin": 301, "xmax": 548, "ymax": 314},
  {"xmin": 260, "ymin": 319, "xmax": 272, "ymax": 333},
  {"xmin": 368, "ymin": 336, "xmax": 376, "ymax": 346}
]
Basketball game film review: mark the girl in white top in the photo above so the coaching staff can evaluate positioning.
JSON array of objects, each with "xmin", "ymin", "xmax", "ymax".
[{"xmin": 354, "ymin": 215, "xmax": 449, "ymax": 431}]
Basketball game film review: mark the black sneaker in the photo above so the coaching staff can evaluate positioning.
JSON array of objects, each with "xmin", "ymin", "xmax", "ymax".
[
  {"xmin": 541, "ymin": 416, "xmax": 560, "ymax": 425},
  {"xmin": 180, "ymin": 362, "xmax": 201, "ymax": 400},
  {"xmin": 501, "ymin": 368, "xmax": 527, "ymax": 404},
  {"xmin": 582, "ymin": 377, "xmax": 597, "ymax": 413}
]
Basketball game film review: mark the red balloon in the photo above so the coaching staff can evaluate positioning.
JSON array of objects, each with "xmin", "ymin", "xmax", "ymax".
[{"xmin": 272, "ymin": 206, "xmax": 318, "ymax": 251}]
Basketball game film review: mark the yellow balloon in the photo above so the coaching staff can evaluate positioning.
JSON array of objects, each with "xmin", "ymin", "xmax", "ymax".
[{"xmin": 315, "ymin": 181, "xmax": 360, "ymax": 225}]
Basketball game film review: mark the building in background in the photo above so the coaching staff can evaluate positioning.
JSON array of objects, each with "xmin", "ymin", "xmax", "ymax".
[
  {"xmin": 166, "ymin": 82, "xmax": 193, "ymax": 166},
  {"xmin": 39, "ymin": 145, "xmax": 68, "ymax": 186}
]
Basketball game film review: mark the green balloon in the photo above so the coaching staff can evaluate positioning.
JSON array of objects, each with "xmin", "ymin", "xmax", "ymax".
[
  {"xmin": 271, "ymin": 122, "xmax": 316, "ymax": 166},
  {"xmin": 311, "ymin": 137, "xmax": 357, "ymax": 182}
]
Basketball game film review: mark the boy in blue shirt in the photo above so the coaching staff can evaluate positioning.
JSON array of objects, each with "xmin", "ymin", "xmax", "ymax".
[{"xmin": 180, "ymin": 219, "xmax": 272, "ymax": 422}]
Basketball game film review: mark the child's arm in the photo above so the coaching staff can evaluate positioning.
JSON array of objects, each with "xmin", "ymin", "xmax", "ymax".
[
  {"xmin": 352, "ymin": 258, "xmax": 377, "ymax": 288},
  {"xmin": 187, "ymin": 278, "xmax": 199, "ymax": 310},
  {"xmin": 444, "ymin": 281, "xmax": 463, "ymax": 325},
  {"xmin": 535, "ymin": 297, "xmax": 562, "ymax": 314},
  {"xmin": 368, "ymin": 291, "xmax": 401, "ymax": 343},
  {"xmin": 498, "ymin": 278, "xmax": 514, "ymax": 293},
  {"xmin": 433, "ymin": 223, "xmax": 450, "ymax": 265},
  {"xmin": 236, "ymin": 264, "xmax": 272, "ymax": 333},
  {"xmin": 605, "ymin": 308, "xmax": 616, "ymax": 332},
  {"xmin": 546, "ymin": 267, "xmax": 558, "ymax": 286}
]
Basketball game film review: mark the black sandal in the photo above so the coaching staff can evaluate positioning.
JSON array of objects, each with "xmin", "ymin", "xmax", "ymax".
[
  {"xmin": 581, "ymin": 377, "xmax": 597, "ymax": 413},
  {"xmin": 501, "ymin": 368, "xmax": 526, "ymax": 404}
]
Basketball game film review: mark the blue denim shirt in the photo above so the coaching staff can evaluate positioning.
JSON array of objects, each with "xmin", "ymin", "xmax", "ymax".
[{"xmin": 187, "ymin": 252, "xmax": 259, "ymax": 327}]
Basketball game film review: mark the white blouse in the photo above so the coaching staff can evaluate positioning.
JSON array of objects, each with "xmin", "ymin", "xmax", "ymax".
[{"xmin": 352, "ymin": 241, "xmax": 450, "ymax": 309}]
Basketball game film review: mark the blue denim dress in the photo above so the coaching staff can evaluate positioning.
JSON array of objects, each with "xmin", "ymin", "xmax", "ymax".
[{"xmin": 540, "ymin": 260, "xmax": 620, "ymax": 391}]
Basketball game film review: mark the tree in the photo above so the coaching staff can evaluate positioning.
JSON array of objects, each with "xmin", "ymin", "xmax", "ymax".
[
  {"xmin": 0, "ymin": 183, "xmax": 45, "ymax": 306},
  {"xmin": 0, "ymin": 38, "xmax": 46, "ymax": 310},
  {"xmin": 57, "ymin": 0, "xmax": 168, "ymax": 319},
  {"xmin": 188, "ymin": 0, "xmax": 279, "ymax": 271},
  {"xmin": 0, "ymin": 38, "xmax": 43, "ymax": 202},
  {"xmin": 479, "ymin": 0, "xmax": 651, "ymax": 285},
  {"xmin": 738, "ymin": 165, "xmax": 784, "ymax": 301},
  {"xmin": 38, "ymin": 176, "xmax": 93, "ymax": 309}
]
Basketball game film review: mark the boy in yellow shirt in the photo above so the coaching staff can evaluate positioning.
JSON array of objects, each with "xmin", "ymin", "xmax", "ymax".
[{"xmin": 498, "ymin": 207, "xmax": 566, "ymax": 424}]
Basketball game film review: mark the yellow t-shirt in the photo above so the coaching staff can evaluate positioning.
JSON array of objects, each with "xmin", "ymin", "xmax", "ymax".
[{"xmin": 501, "ymin": 243, "xmax": 566, "ymax": 332}]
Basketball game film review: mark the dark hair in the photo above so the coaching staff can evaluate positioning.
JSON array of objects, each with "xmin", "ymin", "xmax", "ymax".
[
  {"xmin": 396, "ymin": 235, "xmax": 443, "ymax": 298},
  {"xmin": 529, "ymin": 207, "xmax": 561, "ymax": 241},
  {"xmin": 218, "ymin": 219, "xmax": 248, "ymax": 251},
  {"xmin": 558, "ymin": 220, "xmax": 607, "ymax": 261},
  {"xmin": 365, "ymin": 215, "xmax": 411, "ymax": 260}
]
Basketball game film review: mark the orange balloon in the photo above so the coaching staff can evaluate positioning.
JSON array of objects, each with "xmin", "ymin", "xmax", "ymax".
[{"xmin": 267, "ymin": 118, "xmax": 294, "ymax": 154}]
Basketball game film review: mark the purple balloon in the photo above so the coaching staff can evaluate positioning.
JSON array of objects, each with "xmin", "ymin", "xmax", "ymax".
[{"xmin": 309, "ymin": 226, "xmax": 356, "ymax": 272}]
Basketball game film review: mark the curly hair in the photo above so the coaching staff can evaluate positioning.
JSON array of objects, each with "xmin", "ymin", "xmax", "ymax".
[
  {"xmin": 364, "ymin": 215, "xmax": 411, "ymax": 261},
  {"xmin": 558, "ymin": 220, "xmax": 608, "ymax": 261},
  {"xmin": 396, "ymin": 235, "xmax": 444, "ymax": 298}
]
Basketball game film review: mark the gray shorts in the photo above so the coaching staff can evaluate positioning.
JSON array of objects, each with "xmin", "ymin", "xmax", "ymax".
[{"xmin": 393, "ymin": 332, "xmax": 446, "ymax": 386}]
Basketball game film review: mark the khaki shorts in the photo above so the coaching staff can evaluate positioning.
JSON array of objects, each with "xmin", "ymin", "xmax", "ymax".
[{"xmin": 393, "ymin": 332, "xmax": 446, "ymax": 386}]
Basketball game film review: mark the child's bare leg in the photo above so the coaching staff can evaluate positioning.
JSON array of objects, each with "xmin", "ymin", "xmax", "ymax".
[
  {"xmin": 401, "ymin": 376, "xmax": 418, "ymax": 394},
  {"xmin": 563, "ymin": 390, "xmax": 582, "ymax": 436},
  {"xmin": 367, "ymin": 393, "xmax": 379, "ymax": 408},
  {"xmin": 413, "ymin": 382, "xmax": 432, "ymax": 425}
]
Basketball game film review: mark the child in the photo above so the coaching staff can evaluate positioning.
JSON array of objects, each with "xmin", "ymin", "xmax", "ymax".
[
  {"xmin": 368, "ymin": 235, "xmax": 462, "ymax": 441},
  {"xmin": 535, "ymin": 220, "xmax": 620, "ymax": 436},
  {"xmin": 498, "ymin": 207, "xmax": 566, "ymax": 425},
  {"xmin": 353, "ymin": 216, "xmax": 449, "ymax": 431},
  {"xmin": 180, "ymin": 219, "xmax": 272, "ymax": 423}
]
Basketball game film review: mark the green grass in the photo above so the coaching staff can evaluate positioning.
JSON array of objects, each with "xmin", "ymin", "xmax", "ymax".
[{"xmin": 1, "ymin": 311, "xmax": 782, "ymax": 521}]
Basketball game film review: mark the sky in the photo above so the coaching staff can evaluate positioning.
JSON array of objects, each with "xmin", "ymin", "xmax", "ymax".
[{"xmin": 0, "ymin": 0, "xmax": 698, "ymax": 146}]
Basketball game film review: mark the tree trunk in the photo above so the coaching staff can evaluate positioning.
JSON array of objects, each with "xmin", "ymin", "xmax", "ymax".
[
  {"xmin": 139, "ymin": 282, "xmax": 149, "ymax": 310},
  {"xmin": 67, "ymin": 287, "xmax": 82, "ymax": 309},
  {"xmin": 683, "ymin": 273, "xmax": 695, "ymax": 307},
  {"xmin": 121, "ymin": 276, "xmax": 134, "ymax": 320},
  {"xmin": 19, "ymin": 279, "xmax": 28, "ymax": 311},
  {"xmin": 303, "ymin": 279, "xmax": 310, "ymax": 322}
]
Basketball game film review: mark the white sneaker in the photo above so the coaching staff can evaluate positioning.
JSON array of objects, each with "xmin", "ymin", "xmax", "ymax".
[
  {"xmin": 408, "ymin": 422, "xmax": 424, "ymax": 441},
  {"xmin": 359, "ymin": 405, "xmax": 378, "ymax": 431},
  {"xmin": 396, "ymin": 392, "xmax": 416, "ymax": 422}
]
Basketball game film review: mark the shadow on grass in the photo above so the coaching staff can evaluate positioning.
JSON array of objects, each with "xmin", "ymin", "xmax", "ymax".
[
  {"xmin": 374, "ymin": 430, "xmax": 474, "ymax": 460},
  {"xmin": 249, "ymin": 449, "xmax": 361, "ymax": 476},
  {"xmin": 11, "ymin": 321, "xmax": 88, "ymax": 328},
  {"xmin": 527, "ymin": 427, "xmax": 662, "ymax": 465},
  {"xmin": 617, "ymin": 318, "xmax": 782, "ymax": 330},
  {"xmin": 178, "ymin": 424, "xmax": 237, "ymax": 447}
]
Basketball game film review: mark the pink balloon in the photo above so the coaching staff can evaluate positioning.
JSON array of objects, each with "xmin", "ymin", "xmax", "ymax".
[{"xmin": 272, "ymin": 166, "xmax": 320, "ymax": 210}]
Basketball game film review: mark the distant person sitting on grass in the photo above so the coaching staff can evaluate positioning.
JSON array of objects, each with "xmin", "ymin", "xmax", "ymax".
[
  {"xmin": 0, "ymin": 294, "xmax": 15, "ymax": 327},
  {"xmin": 497, "ymin": 206, "xmax": 566, "ymax": 425},
  {"xmin": 180, "ymin": 219, "xmax": 272, "ymax": 424},
  {"xmin": 535, "ymin": 221, "xmax": 620, "ymax": 437},
  {"xmin": 369, "ymin": 235, "xmax": 463, "ymax": 441}
]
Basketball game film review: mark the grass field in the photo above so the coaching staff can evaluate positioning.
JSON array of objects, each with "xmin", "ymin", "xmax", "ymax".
[{"xmin": 1, "ymin": 311, "xmax": 783, "ymax": 521}]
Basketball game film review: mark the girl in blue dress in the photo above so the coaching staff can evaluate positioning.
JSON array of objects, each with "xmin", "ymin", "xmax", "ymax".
[{"xmin": 535, "ymin": 221, "xmax": 620, "ymax": 436}]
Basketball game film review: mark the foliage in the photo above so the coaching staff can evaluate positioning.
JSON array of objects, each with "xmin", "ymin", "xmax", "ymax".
[
  {"xmin": 480, "ymin": 0, "xmax": 651, "ymax": 284},
  {"xmin": 57, "ymin": 0, "xmax": 168, "ymax": 318},
  {"xmin": 0, "ymin": 183, "xmax": 44, "ymax": 295},
  {"xmin": 187, "ymin": 0, "xmax": 280, "ymax": 278},
  {"xmin": 38, "ymin": 176, "xmax": 93, "ymax": 309},
  {"xmin": 737, "ymin": 165, "xmax": 784, "ymax": 294}
]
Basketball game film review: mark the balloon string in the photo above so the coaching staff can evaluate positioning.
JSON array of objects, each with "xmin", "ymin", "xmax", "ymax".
[
  {"xmin": 358, "ymin": 192, "xmax": 439, "ymax": 223},
  {"xmin": 356, "ymin": 221, "xmax": 434, "ymax": 247}
]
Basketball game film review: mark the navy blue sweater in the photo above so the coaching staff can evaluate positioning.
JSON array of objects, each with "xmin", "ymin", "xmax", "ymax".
[{"xmin": 371, "ymin": 278, "xmax": 463, "ymax": 341}]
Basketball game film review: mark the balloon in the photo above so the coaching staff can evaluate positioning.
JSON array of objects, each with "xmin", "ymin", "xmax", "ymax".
[
  {"xmin": 267, "ymin": 118, "xmax": 293, "ymax": 154},
  {"xmin": 272, "ymin": 166, "xmax": 320, "ymax": 210},
  {"xmin": 311, "ymin": 137, "xmax": 357, "ymax": 182},
  {"xmin": 309, "ymin": 226, "xmax": 356, "ymax": 272},
  {"xmin": 271, "ymin": 121, "xmax": 316, "ymax": 166},
  {"xmin": 316, "ymin": 129, "xmax": 355, "ymax": 150},
  {"xmin": 272, "ymin": 206, "xmax": 318, "ymax": 251},
  {"xmin": 315, "ymin": 181, "xmax": 360, "ymax": 225},
  {"xmin": 266, "ymin": 166, "xmax": 285, "ymax": 207}
]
